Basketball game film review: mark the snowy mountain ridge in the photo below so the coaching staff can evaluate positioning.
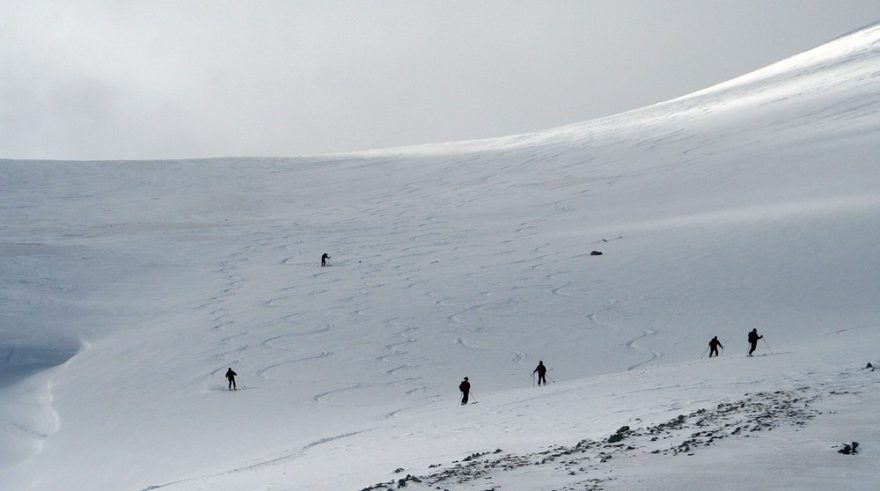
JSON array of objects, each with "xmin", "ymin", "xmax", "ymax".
[
  {"xmin": 356, "ymin": 22, "xmax": 880, "ymax": 157},
  {"xmin": 1, "ymin": 23, "xmax": 880, "ymax": 490}
]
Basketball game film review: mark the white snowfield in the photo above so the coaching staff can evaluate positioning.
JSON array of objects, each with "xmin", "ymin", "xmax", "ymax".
[{"xmin": 2, "ymin": 23, "xmax": 880, "ymax": 491}]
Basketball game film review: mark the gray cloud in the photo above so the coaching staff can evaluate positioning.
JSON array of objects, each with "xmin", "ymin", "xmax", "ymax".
[{"xmin": 2, "ymin": 0, "xmax": 879, "ymax": 160}]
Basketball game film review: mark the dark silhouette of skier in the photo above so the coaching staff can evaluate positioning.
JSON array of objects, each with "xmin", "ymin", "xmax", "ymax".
[
  {"xmin": 747, "ymin": 329, "xmax": 763, "ymax": 356},
  {"xmin": 709, "ymin": 336, "xmax": 724, "ymax": 357},
  {"xmin": 459, "ymin": 377, "xmax": 471, "ymax": 405},
  {"xmin": 321, "ymin": 253, "xmax": 330, "ymax": 267},
  {"xmin": 533, "ymin": 361, "xmax": 548, "ymax": 385},
  {"xmin": 225, "ymin": 368, "xmax": 237, "ymax": 390}
]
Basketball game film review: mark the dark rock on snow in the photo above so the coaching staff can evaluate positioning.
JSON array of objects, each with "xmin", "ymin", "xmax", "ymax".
[
  {"xmin": 607, "ymin": 426, "xmax": 631, "ymax": 443},
  {"xmin": 838, "ymin": 442, "xmax": 859, "ymax": 455}
]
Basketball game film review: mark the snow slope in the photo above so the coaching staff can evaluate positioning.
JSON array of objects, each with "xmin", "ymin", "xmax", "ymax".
[{"xmin": 1, "ymin": 23, "xmax": 880, "ymax": 490}]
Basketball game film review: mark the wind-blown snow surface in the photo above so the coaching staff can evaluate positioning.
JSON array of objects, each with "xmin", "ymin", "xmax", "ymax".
[{"xmin": 2, "ymin": 24, "xmax": 880, "ymax": 491}]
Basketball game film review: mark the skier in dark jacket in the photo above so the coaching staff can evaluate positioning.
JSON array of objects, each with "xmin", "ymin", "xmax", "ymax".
[
  {"xmin": 533, "ymin": 361, "xmax": 548, "ymax": 385},
  {"xmin": 747, "ymin": 329, "xmax": 763, "ymax": 356},
  {"xmin": 459, "ymin": 377, "xmax": 471, "ymax": 405},
  {"xmin": 321, "ymin": 253, "xmax": 330, "ymax": 267},
  {"xmin": 225, "ymin": 368, "xmax": 237, "ymax": 390},
  {"xmin": 709, "ymin": 336, "xmax": 723, "ymax": 357}
]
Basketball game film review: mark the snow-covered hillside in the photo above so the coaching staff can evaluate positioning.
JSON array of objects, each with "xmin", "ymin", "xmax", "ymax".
[{"xmin": 2, "ymin": 23, "xmax": 879, "ymax": 491}]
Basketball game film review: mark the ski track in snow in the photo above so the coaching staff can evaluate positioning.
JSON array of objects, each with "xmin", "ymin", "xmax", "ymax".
[
  {"xmin": 585, "ymin": 299, "xmax": 618, "ymax": 330},
  {"xmin": 625, "ymin": 327, "xmax": 662, "ymax": 371},
  {"xmin": 255, "ymin": 351, "xmax": 334, "ymax": 380},
  {"xmin": 139, "ymin": 430, "xmax": 374, "ymax": 491},
  {"xmin": 585, "ymin": 299, "xmax": 663, "ymax": 371},
  {"xmin": 312, "ymin": 383, "xmax": 378, "ymax": 404}
]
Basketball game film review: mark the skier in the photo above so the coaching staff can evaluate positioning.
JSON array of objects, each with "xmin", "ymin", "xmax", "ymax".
[
  {"xmin": 321, "ymin": 253, "xmax": 330, "ymax": 267},
  {"xmin": 459, "ymin": 377, "xmax": 471, "ymax": 405},
  {"xmin": 747, "ymin": 329, "xmax": 763, "ymax": 356},
  {"xmin": 225, "ymin": 368, "xmax": 237, "ymax": 390},
  {"xmin": 708, "ymin": 336, "xmax": 724, "ymax": 357},
  {"xmin": 533, "ymin": 361, "xmax": 548, "ymax": 385}
]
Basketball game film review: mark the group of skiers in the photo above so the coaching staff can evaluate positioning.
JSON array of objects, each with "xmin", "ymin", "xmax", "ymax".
[
  {"xmin": 226, "ymin": 331, "xmax": 769, "ymax": 401},
  {"xmin": 457, "ymin": 360, "xmax": 549, "ymax": 405},
  {"xmin": 707, "ymin": 328, "xmax": 766, "ymax": 358},
  {"xmin": 456, "ymin": 331, "xmax": 769, "ymax": 405},
  {"xmin": 268, "ymin": 253, "xmax": 771, "ymax": 405}
]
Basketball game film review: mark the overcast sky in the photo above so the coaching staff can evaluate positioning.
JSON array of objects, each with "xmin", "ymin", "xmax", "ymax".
[{"xmin": 1, "ymin": 1, "xmax": 879, "ymax": 160}]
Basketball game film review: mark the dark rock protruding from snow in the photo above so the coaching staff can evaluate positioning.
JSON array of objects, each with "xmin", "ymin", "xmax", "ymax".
[
  {"xmin": 607, "ymin": 426, "xmax": 631, "ymax": 443},
  {"xmin": 396, "ymin": 474, "xmax": 421, "ymax": 487},
  {"xmin": 590, "ymin": 251, "xmax": 603, "ymax": 256},
  {"xmin": 838, "ymin": 442, "xmax": 859, "ymax": 455}
]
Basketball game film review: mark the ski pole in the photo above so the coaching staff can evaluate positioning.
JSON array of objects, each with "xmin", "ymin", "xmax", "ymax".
[
  {"xmin": 762, "ymin": 338, "xmax": 773, "ymax": 354},
  {"xmin": 700, "ymin": 346, "xmax": 709, "ymax": 359}
]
